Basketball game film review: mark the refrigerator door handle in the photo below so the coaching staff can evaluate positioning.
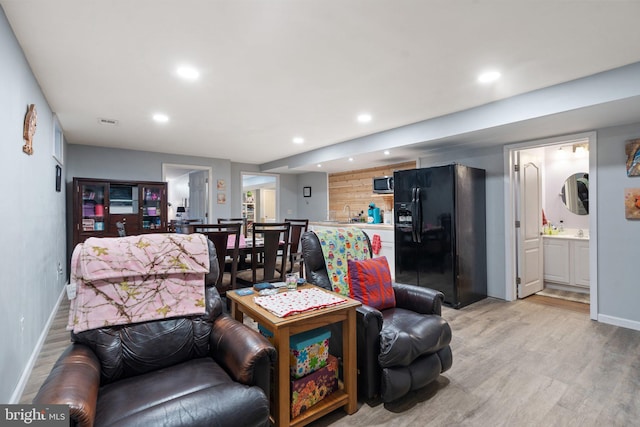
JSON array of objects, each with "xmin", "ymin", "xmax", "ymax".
[
  {"xmin": 411, "ymin": 187, "xmax": 418, "ymax": 243},
  {"xmin": 415, "ymin": 187, "xmax": 422, "ymax": 243}
]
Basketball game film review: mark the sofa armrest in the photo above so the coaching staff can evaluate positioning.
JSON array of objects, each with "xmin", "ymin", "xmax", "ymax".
[
  {"xmin": 33, "ymin": 344, "xmax": 100, "ymax": 427},
  {"xmin": 355, "ymin": 304, "xmax": 384, "ymax": 401},
  {"xmin": 393, "ymin": 283, "xmax": 444, "ymax": 315},
  {"xmin": 210, "ymin": 314, "xmax": 277, "ymax": 392}
]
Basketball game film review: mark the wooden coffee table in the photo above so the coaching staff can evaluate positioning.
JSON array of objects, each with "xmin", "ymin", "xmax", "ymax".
[{"xmin": 227, "ymin": 284, "xmax": 361, "ymax": 427}]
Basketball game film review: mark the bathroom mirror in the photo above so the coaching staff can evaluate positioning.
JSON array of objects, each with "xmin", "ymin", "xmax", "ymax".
[{"xmin": 560, "ymin": 172, "xmax": 589, "ymax": 215}]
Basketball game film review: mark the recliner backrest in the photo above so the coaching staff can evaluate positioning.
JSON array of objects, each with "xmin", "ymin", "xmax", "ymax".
[
  {"xmin": 301, "ymin": 230, "xmax": 373, "ymax": 291},
  {"xmin": 71, "ymin": 238, "xmax": 221, "ymax": 384}
]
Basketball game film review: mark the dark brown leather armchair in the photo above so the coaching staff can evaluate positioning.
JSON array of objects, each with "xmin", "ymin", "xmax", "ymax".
[
  {"xmin": 301, "ymin": 231, "xmax": 452, "ymax": 403},
  {"xmin": 34, "ymin": 240, "xmax": 277, "ymax": 427}
]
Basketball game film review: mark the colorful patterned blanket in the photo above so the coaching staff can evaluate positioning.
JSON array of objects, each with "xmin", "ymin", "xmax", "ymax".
[
  {"xmin": 314, "ymin": 227, "xmax": 370, "ymax": 296},
  {"xmin": 68, "ymin": 233, "xmax": 210, "ymax": 333},
  {"xmin": 254, "ymin": 288, "xmax": 346, "ymax": 317}
]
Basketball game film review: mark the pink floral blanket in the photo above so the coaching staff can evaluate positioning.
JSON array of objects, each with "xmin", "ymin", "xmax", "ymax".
[{"xmin": 68, "ymin": 233, "xmax": 210, "ymax": 333}]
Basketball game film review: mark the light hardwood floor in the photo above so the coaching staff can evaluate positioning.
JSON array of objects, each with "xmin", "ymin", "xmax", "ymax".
[{"xmin": 21, "ymin": 296, "xmax": 640, "ymax": 426}]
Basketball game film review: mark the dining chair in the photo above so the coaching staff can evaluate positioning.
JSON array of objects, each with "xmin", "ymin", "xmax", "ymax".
[
  {"xmin": 193, "ymin": 223, "xmax": 241, "ymax": 296},
  {"xmin": 284, "ymin": 218, "xmax": 309, "ymax": 277},
  {"xmin": 218, "ymin": 217, "xmax": 248, "ymax": 237},
  {"xmin": 218, "ymin": 217, "xmax": 250, "ymax": 268},
  {"xmin": 238, "ymin": 222, "xmax": 290, "ymax": 284}
]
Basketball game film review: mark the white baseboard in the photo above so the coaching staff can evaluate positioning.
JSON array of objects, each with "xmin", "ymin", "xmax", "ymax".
[
  {"xmin": 597, "ymin": 314, "xmax": 640, "ymax": 332},
  {"xmin": 9, "ymin": 286, "xmax": 67, "ymax": 404}
]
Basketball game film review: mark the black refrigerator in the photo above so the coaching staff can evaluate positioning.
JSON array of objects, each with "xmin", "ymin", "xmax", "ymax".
[{"xmin": 394, "ymin": 164, "xmax": 487, "ymax": 308}]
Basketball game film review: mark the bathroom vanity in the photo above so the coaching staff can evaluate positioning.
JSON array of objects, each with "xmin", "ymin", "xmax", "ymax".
[{"xmin": 543, "ymin": 233, "xmax": 590, "ymax": 291}]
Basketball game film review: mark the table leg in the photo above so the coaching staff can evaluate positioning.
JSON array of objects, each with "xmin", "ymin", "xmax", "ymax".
[
  {"xmin": 343, "ymin": 308, "xmax": 358, "ymax": 414},
  {"xmin": 274, "ymin": 326, "xmax": 291, "ymax": 427},
  {"xmin": 230, "ymin": 301, "xmax": 243, "ymax": 323}
]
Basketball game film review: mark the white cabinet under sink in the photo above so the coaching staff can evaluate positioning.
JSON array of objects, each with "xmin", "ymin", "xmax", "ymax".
[
  {"xmin": 543, "ymin": 236, "xmax": 589, "ymax": 289},
  {"xmin": 572, "ymin": 239, "xmax": 590, "ymax": 287}
]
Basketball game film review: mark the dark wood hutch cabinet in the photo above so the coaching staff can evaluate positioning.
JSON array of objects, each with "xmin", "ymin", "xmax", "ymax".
[{"xmin": 72, "ymin": 177, "xmax": 168, "ymax": 246}]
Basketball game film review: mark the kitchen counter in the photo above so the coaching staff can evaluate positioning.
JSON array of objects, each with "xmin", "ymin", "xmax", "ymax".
[
  {"xmin": 309, "ymin": 221, "xmax": 393, "ymax": 230},
  {"xmin": 542, "ymin": 232, "xmax": 589, "ymax": 241}
]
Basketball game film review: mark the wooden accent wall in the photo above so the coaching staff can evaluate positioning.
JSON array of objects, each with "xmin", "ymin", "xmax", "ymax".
[{"xmin": 328, "ymin": 161, "xmax": 416, "ymax": 221}]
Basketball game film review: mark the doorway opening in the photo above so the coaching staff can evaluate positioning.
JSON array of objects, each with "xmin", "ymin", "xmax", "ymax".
[
  {"xmin": 504, "ymin": 132, "xmax": 598, "ymax": 320},
  {"xmin": 162, "ymin": 164, "xmax": 213, "ymax": 223},
  {"xmin": 241, "ymin": 172, "xmax": 279, "ymax": 233}
]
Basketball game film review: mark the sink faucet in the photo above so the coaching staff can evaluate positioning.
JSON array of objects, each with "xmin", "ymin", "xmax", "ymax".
[
  {"xmin": 577, "ymin": 229, "xmax": 584, "ymax": 237},
  {"xmin": 343, "ymin": 204, "xmax": 351, "ymax": 223}
]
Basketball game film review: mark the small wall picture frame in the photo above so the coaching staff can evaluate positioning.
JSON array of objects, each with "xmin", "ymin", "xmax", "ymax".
[
  {"xmin": 217, "ymin": 192, "xmax": 226, "ymax": 204},
  {"xmin": 303, "ymin": 186, "xmax": 312, "ymax": 197},
  {"xmin": 55, "ymin": 164, "xmax": 62, "ymax": 192},
  {"xmin": 624, "ymin": 188, "xmax": 640, "ymax": 219},
  {"xmin": 52, "ymin": 114, "xmax": 64, "ymax": 165},
  {"xmin": 626, "ymin": 139, "xmax": 640, "ymax": 177}
]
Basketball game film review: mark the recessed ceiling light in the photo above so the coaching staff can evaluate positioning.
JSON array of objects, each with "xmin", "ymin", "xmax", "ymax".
[
  {"xmin": 153, "ymin": 113, "xmax": 169, "ymax": 123},
  {"xmin": 317, "ymin": 164, "xmax": 322, "ymax": 168},
  {"xmin": 357, "ymin": 113, "xmax": 372, "ymax": 123},
  {"xmin": 176, "ymin": 66, "xmax": 200, "ymax": 80},
  {"xmin": 478, "ymin": 70, "xmax": 501, "ymax": 83},
  {"xmin": 383, "ymin": 150, "xmax": 390, "ymax": 155},
  {"xmin": 293, "ymin": 137, "xmax": 304, "ymax": 144},
  {"xmin": 348, "ymin": 157, "xmax": 354, "ymax": 162}
]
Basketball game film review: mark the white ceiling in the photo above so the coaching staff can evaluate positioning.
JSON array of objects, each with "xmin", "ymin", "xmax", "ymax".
[{"xmin": 3, "ymin": 1, "xmax": 640, "ymax": 173}]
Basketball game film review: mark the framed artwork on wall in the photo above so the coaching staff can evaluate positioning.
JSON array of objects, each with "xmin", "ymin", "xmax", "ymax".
[
  {"xmin": 303, "ymin": 186, "xmax": 311, "ymax": 197},
  {"xmin": 624, "ymin": 188, "xmax": 640, "ymax": 219},
  {"xmin": 53, "ymin": 114, "xmax": 64, "ymax": 165},
  {"xmin": 625, "ymin": 139, "xmax": 640, "ymax": 176}
]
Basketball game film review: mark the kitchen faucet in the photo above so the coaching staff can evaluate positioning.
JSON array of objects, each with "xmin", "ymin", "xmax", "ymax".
[{"xmin": 343, "ymin": 204, "xmax": 351, "ymax": 223}]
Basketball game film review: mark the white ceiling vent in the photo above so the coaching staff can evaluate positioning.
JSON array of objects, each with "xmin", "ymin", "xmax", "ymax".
[{"xmin": 98, "ymin": 118, "xmax": 119, "ymax": 126}]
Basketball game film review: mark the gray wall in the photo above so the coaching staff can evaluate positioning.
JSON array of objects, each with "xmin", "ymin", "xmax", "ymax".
[
  {"xmin": 297, "ymin": 172, "xmax": 329, "ymax": 221},
  {"xmin": 596, "ymin": 122, "xmax": 640, "ymax": 323},
  {"xmin": 1, "ymin": 7, "xmax": 68, "ymax": 403},
  {"xmin": 279, "ymin": 173, "xmax": 299, "ymax": 219},
  {"xmin": 67, "ymin": 144, "xmax": 232, "ymax": 223},
  {"xmin": 420, "ymin": 121, "xmax": 640, "ymax": 327}
]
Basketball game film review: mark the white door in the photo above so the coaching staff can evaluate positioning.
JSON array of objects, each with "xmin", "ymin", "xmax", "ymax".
[
  {"xmin": 517, "ymin": 151, "xmax": 544, "ymax": 298},
  {"xmin": 189, "ymin": 170, "xmax": 208, "ymax": 222},
  {"xmin": 260, "ymin": 188, "xmax": 276, "ymax": 222}
]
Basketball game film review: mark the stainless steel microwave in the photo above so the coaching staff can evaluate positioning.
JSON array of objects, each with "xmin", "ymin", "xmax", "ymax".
[{"xmin": 372, "ymin": 176, "xmax": 394, "ymax": 194}]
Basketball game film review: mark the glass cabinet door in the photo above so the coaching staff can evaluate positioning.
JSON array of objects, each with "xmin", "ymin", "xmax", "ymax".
[
  {"xmin": 80, "ymin": 182, "xmax": 108, "ymax": 233},
  {"xmin": 141, "ymin": 185, "xmax": 164, "ymax": 231}
]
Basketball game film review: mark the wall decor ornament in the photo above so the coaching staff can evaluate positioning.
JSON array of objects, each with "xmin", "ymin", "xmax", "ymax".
[
  {"xmin": 625, "ymin": 138, "xmax": 640, "ymax": 177},
  {"xmin": 303, "ymin": 186, "xmax": 312, "ymax": 197},
  {"xmin": 23, "ymin": 104, "xmax": 37, "ymax": 155},
  {"xmin": 624, "ymin": 188, "xmax": 640, "ymax": 219},
  {"xmin": 55, "ymin": 165, "xmax": 62, "ymax": 192}
]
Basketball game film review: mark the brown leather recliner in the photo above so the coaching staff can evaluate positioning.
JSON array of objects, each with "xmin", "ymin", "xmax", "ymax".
[
  {"xmin": 34, "ymin": 240, "xmax": 277, "ymax": 427},
  {"xmin": 301, "ymin": 231, "xmax": 452, "ymax": 403}
]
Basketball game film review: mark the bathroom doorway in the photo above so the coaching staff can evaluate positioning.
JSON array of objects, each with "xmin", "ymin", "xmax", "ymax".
[{"xmin": 504, "ymin": 132, "xmax": 598, "ymax": 320}]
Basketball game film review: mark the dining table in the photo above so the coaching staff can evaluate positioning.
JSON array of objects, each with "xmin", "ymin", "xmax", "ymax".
[{"xmin": 226, "ymin": 235, "xmax": 287, "ymax": 284}]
